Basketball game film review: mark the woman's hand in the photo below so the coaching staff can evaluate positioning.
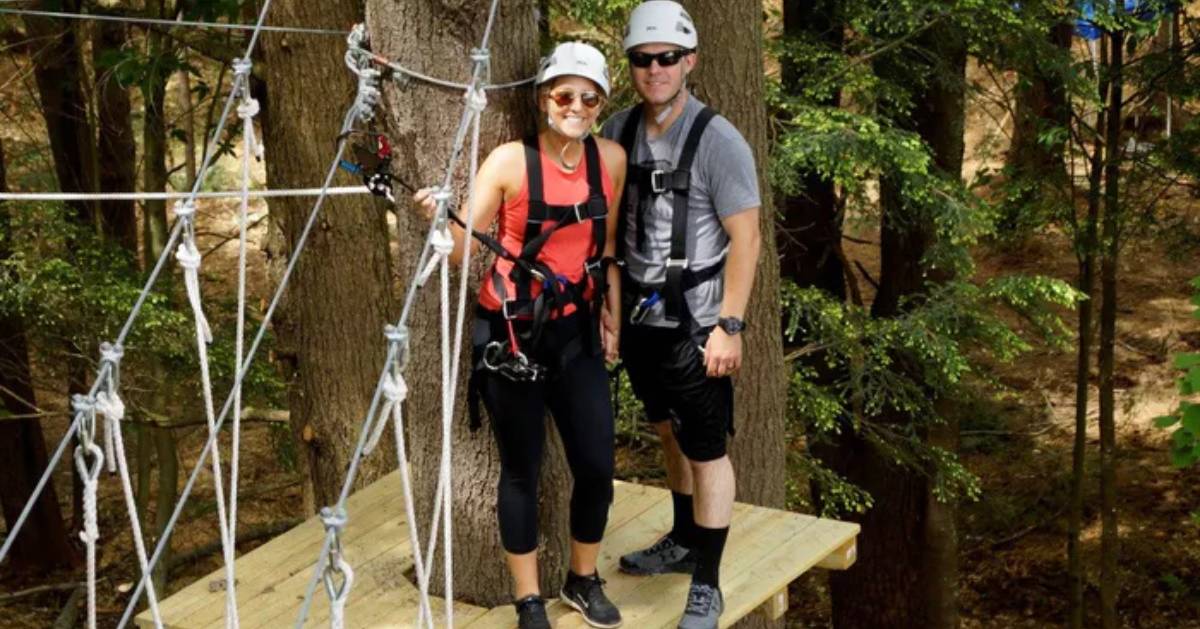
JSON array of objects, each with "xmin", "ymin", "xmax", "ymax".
[
  {"xmin": 412, "ymin": 187, "xmax": 438, "ymax": 222},
  {"xmin": 600, "ymin": 304, "xmax": 620, "ymax": 364}
]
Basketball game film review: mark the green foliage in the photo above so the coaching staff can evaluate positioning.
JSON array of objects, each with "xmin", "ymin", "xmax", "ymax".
[
  {"xmin": 0, "ymin": 203, "xmax": 283, "ymax": 423},
  {"xmin": 1156, "ymin": 276, "xmax": 1200, "ymax": 468},
  {"xmin": 781, "ymin": 273, "xmax": 1080, "ymax": 512}
]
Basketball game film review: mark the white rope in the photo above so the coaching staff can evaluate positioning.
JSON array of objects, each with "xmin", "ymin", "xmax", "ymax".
[
  {"xmin": 319, "ymin": 507, "xmax": 354, "ymax": 629},
  {"xmin": 72, "ymin": 394, "xmax": 103, "ymax": 629},
  {"xmin": 415, "ymin": 219, "xmax": 455, "ymax": 287},
  {"xmin": 226, "ymin": 56, "xmax": 257, "ymax": 629},
  {"xmin": 95, "ymin": 386, "xmax": 165, "ymax": 629},
  {"xmin": 0, "ymin": 7, "xmax": 344, "ymax": 35},
  {"xmin": 362, "ymin": 370, "xmax": 408, "ymax": 457},
  {"xmin": 0, "ymin": 186, "xmax": 373, "ymax": 202},
  {"xmin": 173, "ymin": 201, "xmax": 240, "ymax": 628}
]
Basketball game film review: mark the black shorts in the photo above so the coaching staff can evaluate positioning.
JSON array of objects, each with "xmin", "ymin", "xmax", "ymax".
[{"xmin": 619, "ymin": 323, "xmax": 734, "ymax": 462}]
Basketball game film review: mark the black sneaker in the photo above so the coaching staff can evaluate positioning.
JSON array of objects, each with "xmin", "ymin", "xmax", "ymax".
[
  {"xmin": 618, "ymin": 535, "xmax": 696, "ymax": 575},
  {"xmin": 560, "ymin": 571, "xmax": 622, "ymax": 628},
  {"xmin": 676, "ymin": 582, "xmax": 724, "ymax": 629},
  {"xmin": 514, "ymin": 594, "xmax": 550, "ymax": 629}
]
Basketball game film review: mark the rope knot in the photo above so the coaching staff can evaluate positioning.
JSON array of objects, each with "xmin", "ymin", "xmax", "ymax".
[
  {"xmin": 173, "ymin": 199, "xmax": 196, "ymax": 222},
  {"xmin": 383, "ymin": 324, "xmax": 408, "ymax": 345},
  {"xmin": 95, "ymin": 391, "xmax": 126, "ymax": 422},
  {"xmin": 431, "ymin": 186, "xmax": 453, "ymax": 206},
  {"xmin": 232, "ymin": 57, "xmax": 253, "ymax": 78},
  {"xmin": 71, "ymin": 393, "xmax": 96, "ymax": 416},
  {"xmin": 346, "ymin": 23, "xmax": 369, "ymax": 53},
  {"xmin": 381, "ymin": 372, "xmax": 409, "ymax": 404},
  {"xmin": 99, "ymin": 342, "xmax": 124, "ymax": 368},
  {"xmin": 464, "ymin": 85, "xmax": 488, "ymax": 112},
  {"xmin": 237, "ymin": 96, "xmax": 261, "ymax": 120},
  {"xmin": 319, "ymin": 506, "xmax": 349, "ymax": 533},
  {"xmin": 175, "ymin": 239, "xmax": 202, "ymax": 271},
  {"xmin": 355, "ymin": 67, "xmax": 382, "ymax": 123},
  {"xmin": 430, "ymin": 227, "xmax": 455, "ymax": 256}
]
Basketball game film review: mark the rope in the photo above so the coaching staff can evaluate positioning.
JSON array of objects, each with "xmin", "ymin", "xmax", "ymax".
[
  {"xmin": 294, "ymin": 8, "xmax": 499, "ymax": 622},
  {"xmin": 0, "ymin": 186, "xmax": 374, "ymax": 201},
  {"xmin": 71, "ymin": 394, "xmax": 103, "ymax": 629},
  {"xmin": 95, "ymin": 381, "xmax": 165, "ymax": 629},
  {"xmin": 175, "ymin": 200, "xmax": 240, "ymax": 628},
  {"xmin": 113, "ymin": 0, "xmax": 282, "ymax": 625},
  {"xmin": 226, "ymin": 57, "xmax": 256, "ymax": 625},
  {"xmin": 117, "ymin": 45, "xmax": 372, "ymax": 629},
  {"xmin": 0, "ymin": 7, "xmax": 346, "ymax": 36},
  {"xmin": 319, "ymin": 507, "xmax": 354, "ymax": 629}
]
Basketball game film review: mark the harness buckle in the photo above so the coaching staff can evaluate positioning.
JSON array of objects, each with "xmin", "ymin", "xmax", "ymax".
[
  {"xmin": 650, "ymin": 170, "xmax": 669, "ymax": 194},
  {"xmin": 500, "ymin": 300, "xmax": 520, "ymax": 321},
  {"xmin": 481, "ymin": 341, "xmax": 546, "ymax": 382},
  {"xmin": 665, "ymin": 257, "xmax": 690, "ymax": 270},
  {"xmin": 572, "ymin": 202, "xmax": 586, "ymax": 224},
  {"xmin": 629, "ymin": 291, "xmax": 661, "ymax": 325}
]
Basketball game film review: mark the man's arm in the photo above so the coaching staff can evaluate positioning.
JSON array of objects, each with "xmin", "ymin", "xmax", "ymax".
[{"xmin": 703, "ymin": 207, "xmax": 760, "ymax": 377}]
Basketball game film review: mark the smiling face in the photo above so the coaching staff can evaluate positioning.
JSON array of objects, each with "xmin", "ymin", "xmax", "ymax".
[
  {"xmin": 538, "ymin": 75, "xmax": 605, "ymax": 139},
  {"xmin": 628, "ymin": 43, "xmax": 695, "ymax": 107}
]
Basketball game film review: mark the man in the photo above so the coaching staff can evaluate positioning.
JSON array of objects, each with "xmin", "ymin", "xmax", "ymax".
[{"xmin": 599, "ymin": 2, "xmax": 762, "ymax": 628}]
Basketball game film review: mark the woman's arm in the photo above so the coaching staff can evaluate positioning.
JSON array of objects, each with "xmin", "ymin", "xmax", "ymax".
[
  {"xmin": 412, "ymin": 141, "xmax": 521, "ymax": 265},
  {"xmin": 597, "ymin": 138, "xmax": 627, "ymax": 363}
]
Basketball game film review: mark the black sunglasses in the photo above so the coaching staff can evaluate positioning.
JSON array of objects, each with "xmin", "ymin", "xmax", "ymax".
[{"xmin": 627, "ymin": 49, "xmax": 694, "ymax": 69}]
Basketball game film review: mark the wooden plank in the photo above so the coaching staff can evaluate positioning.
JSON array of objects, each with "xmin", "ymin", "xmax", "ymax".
[
  {"xmin": 815, "ymin": 537, "xmax": 858, "ymax": 570},
  {"xmin": 142, "ymin": 475, "xmax": 404, "ymax": 628},
  {"xmin": 144, "ymin": 475, "xmax": 858, "ymax": 629}
]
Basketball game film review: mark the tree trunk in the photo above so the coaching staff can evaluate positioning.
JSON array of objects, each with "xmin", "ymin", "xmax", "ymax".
[
  {"xmin": 0, "ymin": 140, "xmax": 78, "ymax": 576},
  {"xmin": 364, "ymin": 0, "xmax": 547, "ymax": 605},
  {"xmin": 779, "ymin": 0, "xmax": 846, "ymax": 298},
  {"xmin": 1097, "ymin": 23, "xmax": 1124, "ymax": 629},
  {"xmin": 1007, "ymin": 21, "xmax": 1073, "ymax": 186},
  {"xmin": 819, "ymin": 19, "xmax": 967, "ymax": 629},
  {"xmin": 23, "ymin": 0, "xmax": 97, "ymax": 225},
  {"xmin": 1069, "ymin": 35, "xmax": 1109, "ymax": 629},
  {"xmin": 260, "ymin": 1, "xmax": 398, "ymax": 513},
  {"xmin": 95, "ymin": 20, "xmax": 139, "ymax": 251},
  {"xmin": 685, "ymin": 2, "xmax": 790, "ymax": 627}
]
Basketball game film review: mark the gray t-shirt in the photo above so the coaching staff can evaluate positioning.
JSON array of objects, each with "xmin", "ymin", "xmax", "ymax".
[{"xmin": 600, "ymin": 95, "xmax": 760, "ymax": 328}]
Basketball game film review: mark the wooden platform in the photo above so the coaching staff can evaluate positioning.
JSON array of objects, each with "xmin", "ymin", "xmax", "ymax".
[{"xmin": 139, "ymin": 474, "xmax": 858, "ymax": 628}]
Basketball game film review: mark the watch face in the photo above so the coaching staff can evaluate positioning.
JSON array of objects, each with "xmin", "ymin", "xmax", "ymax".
[{"xmin": 720, "ymin": 317, "xmax": 744, "ymax": 334}]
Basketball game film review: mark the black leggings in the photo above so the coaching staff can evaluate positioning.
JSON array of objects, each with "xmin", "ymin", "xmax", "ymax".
[{"xmin": 475, "ymin": 312, "xmax": 615, "ymax": 554}]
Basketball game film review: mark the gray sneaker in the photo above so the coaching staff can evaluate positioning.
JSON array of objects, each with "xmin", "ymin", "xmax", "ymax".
[
  {"xmin": 618, "ymin": 535, "xmax": 696, "ymax": 575},
  {"xmin": 676, "ymin": 583, "xmax": 723, "ymax": 629}
]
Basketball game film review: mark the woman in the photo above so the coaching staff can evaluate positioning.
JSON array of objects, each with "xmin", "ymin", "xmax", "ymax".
[{"xmin": 413, "ymin": 42, "xmax": 626, "ymax": 629}]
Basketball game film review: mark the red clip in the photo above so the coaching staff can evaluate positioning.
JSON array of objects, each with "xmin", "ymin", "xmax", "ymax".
[{"xmin": 376, "ymin": 134, "xmax": 392, "ymax": 159}]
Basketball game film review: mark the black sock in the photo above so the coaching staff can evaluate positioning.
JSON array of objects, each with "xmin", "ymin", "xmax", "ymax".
[
  {"xmin": 565, "ymin": 569, "xmax": 595, "ymax": 586},
  {"xmin": 691, "ymin": 524, "xmax": 729, "ymax": 588},
  {"xmin": 669, "ymin": 491, "xmax": 695, "ymax": 548}
]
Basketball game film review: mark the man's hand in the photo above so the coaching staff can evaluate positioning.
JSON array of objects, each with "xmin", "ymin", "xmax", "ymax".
[{"xmin": 703, "ymin": 327, "xmax": 742, "ymax": 378}]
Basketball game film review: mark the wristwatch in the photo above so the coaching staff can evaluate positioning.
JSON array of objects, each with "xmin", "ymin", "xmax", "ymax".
[{"xmin": 717, "ymin": 316, "xmax": 746, "ymax": 335}]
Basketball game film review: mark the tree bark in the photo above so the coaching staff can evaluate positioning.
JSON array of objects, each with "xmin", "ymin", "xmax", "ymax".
[
  {"xmin": 0, "ymin": 139, "xmax": 78, "ymax": 575},
  {"xmin": 1097, "ymin": 23, "xmax": 1124, "ymax": 629},
  {"xmin": 95, "ymin": 20, "xmax": 139, "ymax": 251},
  {"xmin": 685, "ymin": 2, "xmax": 790, "ymax": 627},
  {"xmin": 1007, "ymin": 21, "xmax": 1073, "ymax": 186},
  {"xmin": 23, "ymin": 0, "xmax": 97, "ymax": 225},
  {"xmin": 1070, "ymin": 34, "xmax": 1109, "ymax": 629},
  {"xmin": 364, "ymin": 0, "xmax": 547, "ymax": 604},
  {"xmin": 779, "ymin": 0, "xmax": 846, "ymax": 299},
  {"xmin": 819, "ymin": 19, "xmax": 967, "ymax": 629},
  {"xmin": 260, "ymin": 1, "xmax": 398, "ymax": 512}
]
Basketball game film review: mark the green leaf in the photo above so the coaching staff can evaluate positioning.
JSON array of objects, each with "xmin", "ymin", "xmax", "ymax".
[
  {"xmin": 1184, "ymin": 404, "xmax": 1200, "ymax": 434},
  {"xmin": 1172, "ymin": 445, "xmax": 1197, "ymax": 469},
  {"xmin": 1189, "ymin": 369, "xmax": 1200, "ymax": 393},
  {"xmin": 1175, "ymin": 354, "xmax": 1200, "ymax": 370},
  {"xmin": 1155, "ymin": 414, "xmax": 1181, "ymax": 429}
]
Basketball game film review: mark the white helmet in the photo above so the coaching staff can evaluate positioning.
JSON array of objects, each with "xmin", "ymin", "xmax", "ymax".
[
  {"xmin": 623, "ymin": 1, "xmax": 698, "ymax": 51},
  {"xmin": 536, "ymin": 42, "xmax": 611, "ymax": 97}
]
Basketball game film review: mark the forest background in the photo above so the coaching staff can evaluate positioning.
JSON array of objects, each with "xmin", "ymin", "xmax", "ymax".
[{"xmin": 1, "ymin": 0, "xmax": 1199, "ymax": 627}]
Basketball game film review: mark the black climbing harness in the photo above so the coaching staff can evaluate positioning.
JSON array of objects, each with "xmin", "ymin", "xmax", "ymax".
[{"xmin": 616, "ymin": 104, "xmax": 723, "ymax": 329}]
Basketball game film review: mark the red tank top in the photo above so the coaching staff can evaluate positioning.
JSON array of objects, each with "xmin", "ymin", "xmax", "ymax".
[{"xmin": 478, "ymin": 144, "xmax": 613, "ymax": 314}]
